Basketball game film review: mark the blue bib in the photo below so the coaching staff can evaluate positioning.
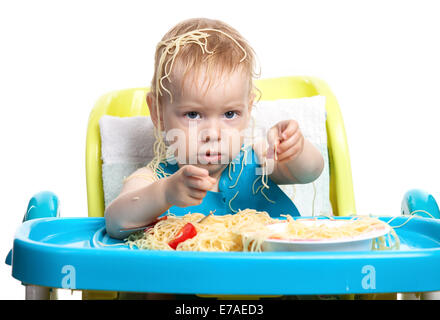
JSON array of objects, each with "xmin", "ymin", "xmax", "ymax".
[{"xmin": 157, "ymin": 144, "xmax": 300, "ymax": 218}]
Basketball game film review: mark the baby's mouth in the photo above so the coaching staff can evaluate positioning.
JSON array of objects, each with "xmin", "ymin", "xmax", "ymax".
[{"xmin": 198, "ymin": 150, "xmax": 223, "ymax": 163}]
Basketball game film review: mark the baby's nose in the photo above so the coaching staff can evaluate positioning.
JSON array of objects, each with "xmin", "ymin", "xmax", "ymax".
[{"xmin": 200, "ymin": 126, "xmax": 221, "ymax": 143}]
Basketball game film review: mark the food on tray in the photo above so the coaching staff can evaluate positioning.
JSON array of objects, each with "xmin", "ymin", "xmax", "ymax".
[{"xmin": 125, "ymin": 210, "xmax": 399, "ymax": 252}]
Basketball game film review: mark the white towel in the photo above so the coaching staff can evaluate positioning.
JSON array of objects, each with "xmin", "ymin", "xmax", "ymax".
[
  {"xmin": 99, "ymin": 115, "xmax": 156, "ymax": 164},
  {"xmin": 99, "ymin": 115, "xmax": 156, "ymax": 207},
  {"xmin": 101, "ymin": 162, "xmax": 148, "ymax": 207}
]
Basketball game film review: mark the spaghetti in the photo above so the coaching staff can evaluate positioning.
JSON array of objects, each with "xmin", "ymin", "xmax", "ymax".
[
  {"xmin": 279, "ymin": 215, "xmax": 390, "ymax": 241},
  {"xmin": 125, "ymin": 210, "xmax": 400, "ymax": 252},
  {"xmin": 126, "ymin": 209, "xmax": 276, "ymax": 252}
]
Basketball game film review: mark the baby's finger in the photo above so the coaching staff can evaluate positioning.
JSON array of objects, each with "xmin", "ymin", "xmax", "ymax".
[
  {"xmin": 267, "ymin": 126, "xmax": 280, "ymax": 146},
  {"xmin": 267, "ymin": 126, "xmax": 280, "ymax": 158},
  {"xmin": 187, "ymin": 187, "xmax": 207, "ymax": 200},
  {"xmin": 277, "ymin": 131, "xmax": 301, "ymax": 155},
  {"xmin": 186, "ymin": 175, "xmax": 216, "ymax": 191},
  {"xmin": 277, "ymin": 145, "xmax": 300, "ymax": 162},
  {"xmin": 280, "ymin": 120, "xmax": 299, "ymax": 140},
  {"xmin": 183, "ymin": 165, "xmax": 209, "ymax": 179}
]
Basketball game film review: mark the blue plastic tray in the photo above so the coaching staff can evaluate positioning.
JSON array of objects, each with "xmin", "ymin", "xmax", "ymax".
[{"xmin": 10, "ymin": 216, "xmax": 440, "ymax": 295}]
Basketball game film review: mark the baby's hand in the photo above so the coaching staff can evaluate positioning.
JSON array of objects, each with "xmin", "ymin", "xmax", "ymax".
[
  {"xmin": 164, "ymin": 165, "xmax": 217, "ymax": 207},
  {"xmin": 267, "ymin": 119, "xmax": 304, "ymax": 163}
]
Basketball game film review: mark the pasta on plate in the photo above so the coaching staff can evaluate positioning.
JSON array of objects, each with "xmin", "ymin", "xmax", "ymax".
[{"xmin": 125, "ymin": 210, "xmax": 399, "ymax": 252}]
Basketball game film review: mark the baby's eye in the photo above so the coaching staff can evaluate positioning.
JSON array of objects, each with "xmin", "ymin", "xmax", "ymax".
[
  {"xmin": 184, "ymin": 111, "xmax": 201, "ymax": 120},
  {"xmin": 224, "ymin": 111, "xmax": 238, "ymax": 119}
]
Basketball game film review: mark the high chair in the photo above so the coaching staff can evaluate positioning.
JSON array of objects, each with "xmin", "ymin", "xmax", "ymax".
[
  {"xmin": 84, "ymin": 75, "xmax": 356, "ymax": 299},
  {"xmin": 6, "ymin": 76, "xmax": 440, "ymax": 300}
]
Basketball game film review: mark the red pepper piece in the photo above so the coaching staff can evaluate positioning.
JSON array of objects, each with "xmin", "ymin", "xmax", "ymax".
[
  {"xmin": 168, "ymin": 222, "xmax": 197, "ymax": 250},
  {"xmin": 144, "ymin": 216, "xmax": 168, "ymax": 232}
]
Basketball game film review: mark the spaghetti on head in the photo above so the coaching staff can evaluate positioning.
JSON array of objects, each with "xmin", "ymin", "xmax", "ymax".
[
  {"xmin": 124, "ymin": 18, "xmax": 281, "ymax": 210},
  {"xmin": 144, "ymin": 18, "xmax": 261, "ymax": 183}
]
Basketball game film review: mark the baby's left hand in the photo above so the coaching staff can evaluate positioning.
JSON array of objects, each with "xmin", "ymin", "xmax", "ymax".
[{"xmin": 267, "ymin": 120, "xmax": 304, "ymax": 163}]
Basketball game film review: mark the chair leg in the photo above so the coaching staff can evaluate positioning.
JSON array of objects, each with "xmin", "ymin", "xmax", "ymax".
[
  {"xmin": 82, "ymin": 290, "xmax": 118, "ymax": 300},
  {"xmin": 398, "ymin": 292, "xmax": 420, "ymax": 300},
  {"xmin": 25, "ymin": 285, "xmax": 52, "ymax": 300},
  {"xmin": 421, "ymin": 291, "xmax": 440, "ymax": 300}
]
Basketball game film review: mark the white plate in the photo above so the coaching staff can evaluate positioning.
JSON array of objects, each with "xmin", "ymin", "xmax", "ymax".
[{"xmin": 260, "ymin": 219, "xmax": 391, "ymax": 252}]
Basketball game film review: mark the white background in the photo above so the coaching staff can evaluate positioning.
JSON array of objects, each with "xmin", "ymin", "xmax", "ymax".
[{"xmin": 1, "ymin": 0, "xmax": 439, "ymax": 299}]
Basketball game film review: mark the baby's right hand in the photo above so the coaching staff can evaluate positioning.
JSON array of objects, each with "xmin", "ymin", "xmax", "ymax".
[{"xmin": 164, "ymin": 165, "xmax": 217, "ymax": 207}]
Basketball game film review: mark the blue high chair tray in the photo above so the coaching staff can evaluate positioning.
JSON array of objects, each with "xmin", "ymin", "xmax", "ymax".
[{"xmin": 10, "ymin": 216, "xmax": 440, "ymax": 295}]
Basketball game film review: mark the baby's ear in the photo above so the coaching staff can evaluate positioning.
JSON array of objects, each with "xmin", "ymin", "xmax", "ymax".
[
  {"xmin": 146, "ymin": 91, "xmax": 153, "ymax": 108},
  {"xmin": 146, "ymin": 92, "xmax": 163, "ymax": 129},
  {"xmin": 246, "ymin": 94, "xmax": 256, "ymax": 127},
  {"xmin": 248, "ymin": 92, "xmax": 256, "ymax": 111}
]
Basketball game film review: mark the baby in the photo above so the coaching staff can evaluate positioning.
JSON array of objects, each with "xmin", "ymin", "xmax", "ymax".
[{"xmin": 105, "ymin": 18, "xmax": 324, "ymax": 239}]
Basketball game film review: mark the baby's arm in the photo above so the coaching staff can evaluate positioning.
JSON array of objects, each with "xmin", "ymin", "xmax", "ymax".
[
  {"xmin": 273, "ymin": 138, "xmax": 324, "ymax": 184},
  {"xmin": 104, "ymin": 165, "xmax": 216, "ymax": 239},
  {"xmin": 104, "ymin": 167, "xmax": 171, "ymax": 239}
]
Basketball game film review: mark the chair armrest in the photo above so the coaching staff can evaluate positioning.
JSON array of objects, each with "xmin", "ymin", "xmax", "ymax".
[
  {"xmin": 401, "ymin": 189, "xmax": 440, "ymax": 218},
  {"xmin": 5, "ymin": 191, "xmax": 59, "ymax": 265},
  {"xmin": 23, "ymin": 190, "xmax": 60, "ymax": 221}
]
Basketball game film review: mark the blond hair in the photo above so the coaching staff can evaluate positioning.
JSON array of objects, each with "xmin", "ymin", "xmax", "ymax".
[
  {"xmin": 138, "ymin": 18, "xmax": 261, "ymax": 182},
  {"xmin": 150, "ymin": 17, "xmax": 260, "ymax": 107}
]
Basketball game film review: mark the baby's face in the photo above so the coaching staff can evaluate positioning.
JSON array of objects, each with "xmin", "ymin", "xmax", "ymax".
[{"xmin": 162, "ymin": 67, "xmax": 253, "ymax": 175}]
